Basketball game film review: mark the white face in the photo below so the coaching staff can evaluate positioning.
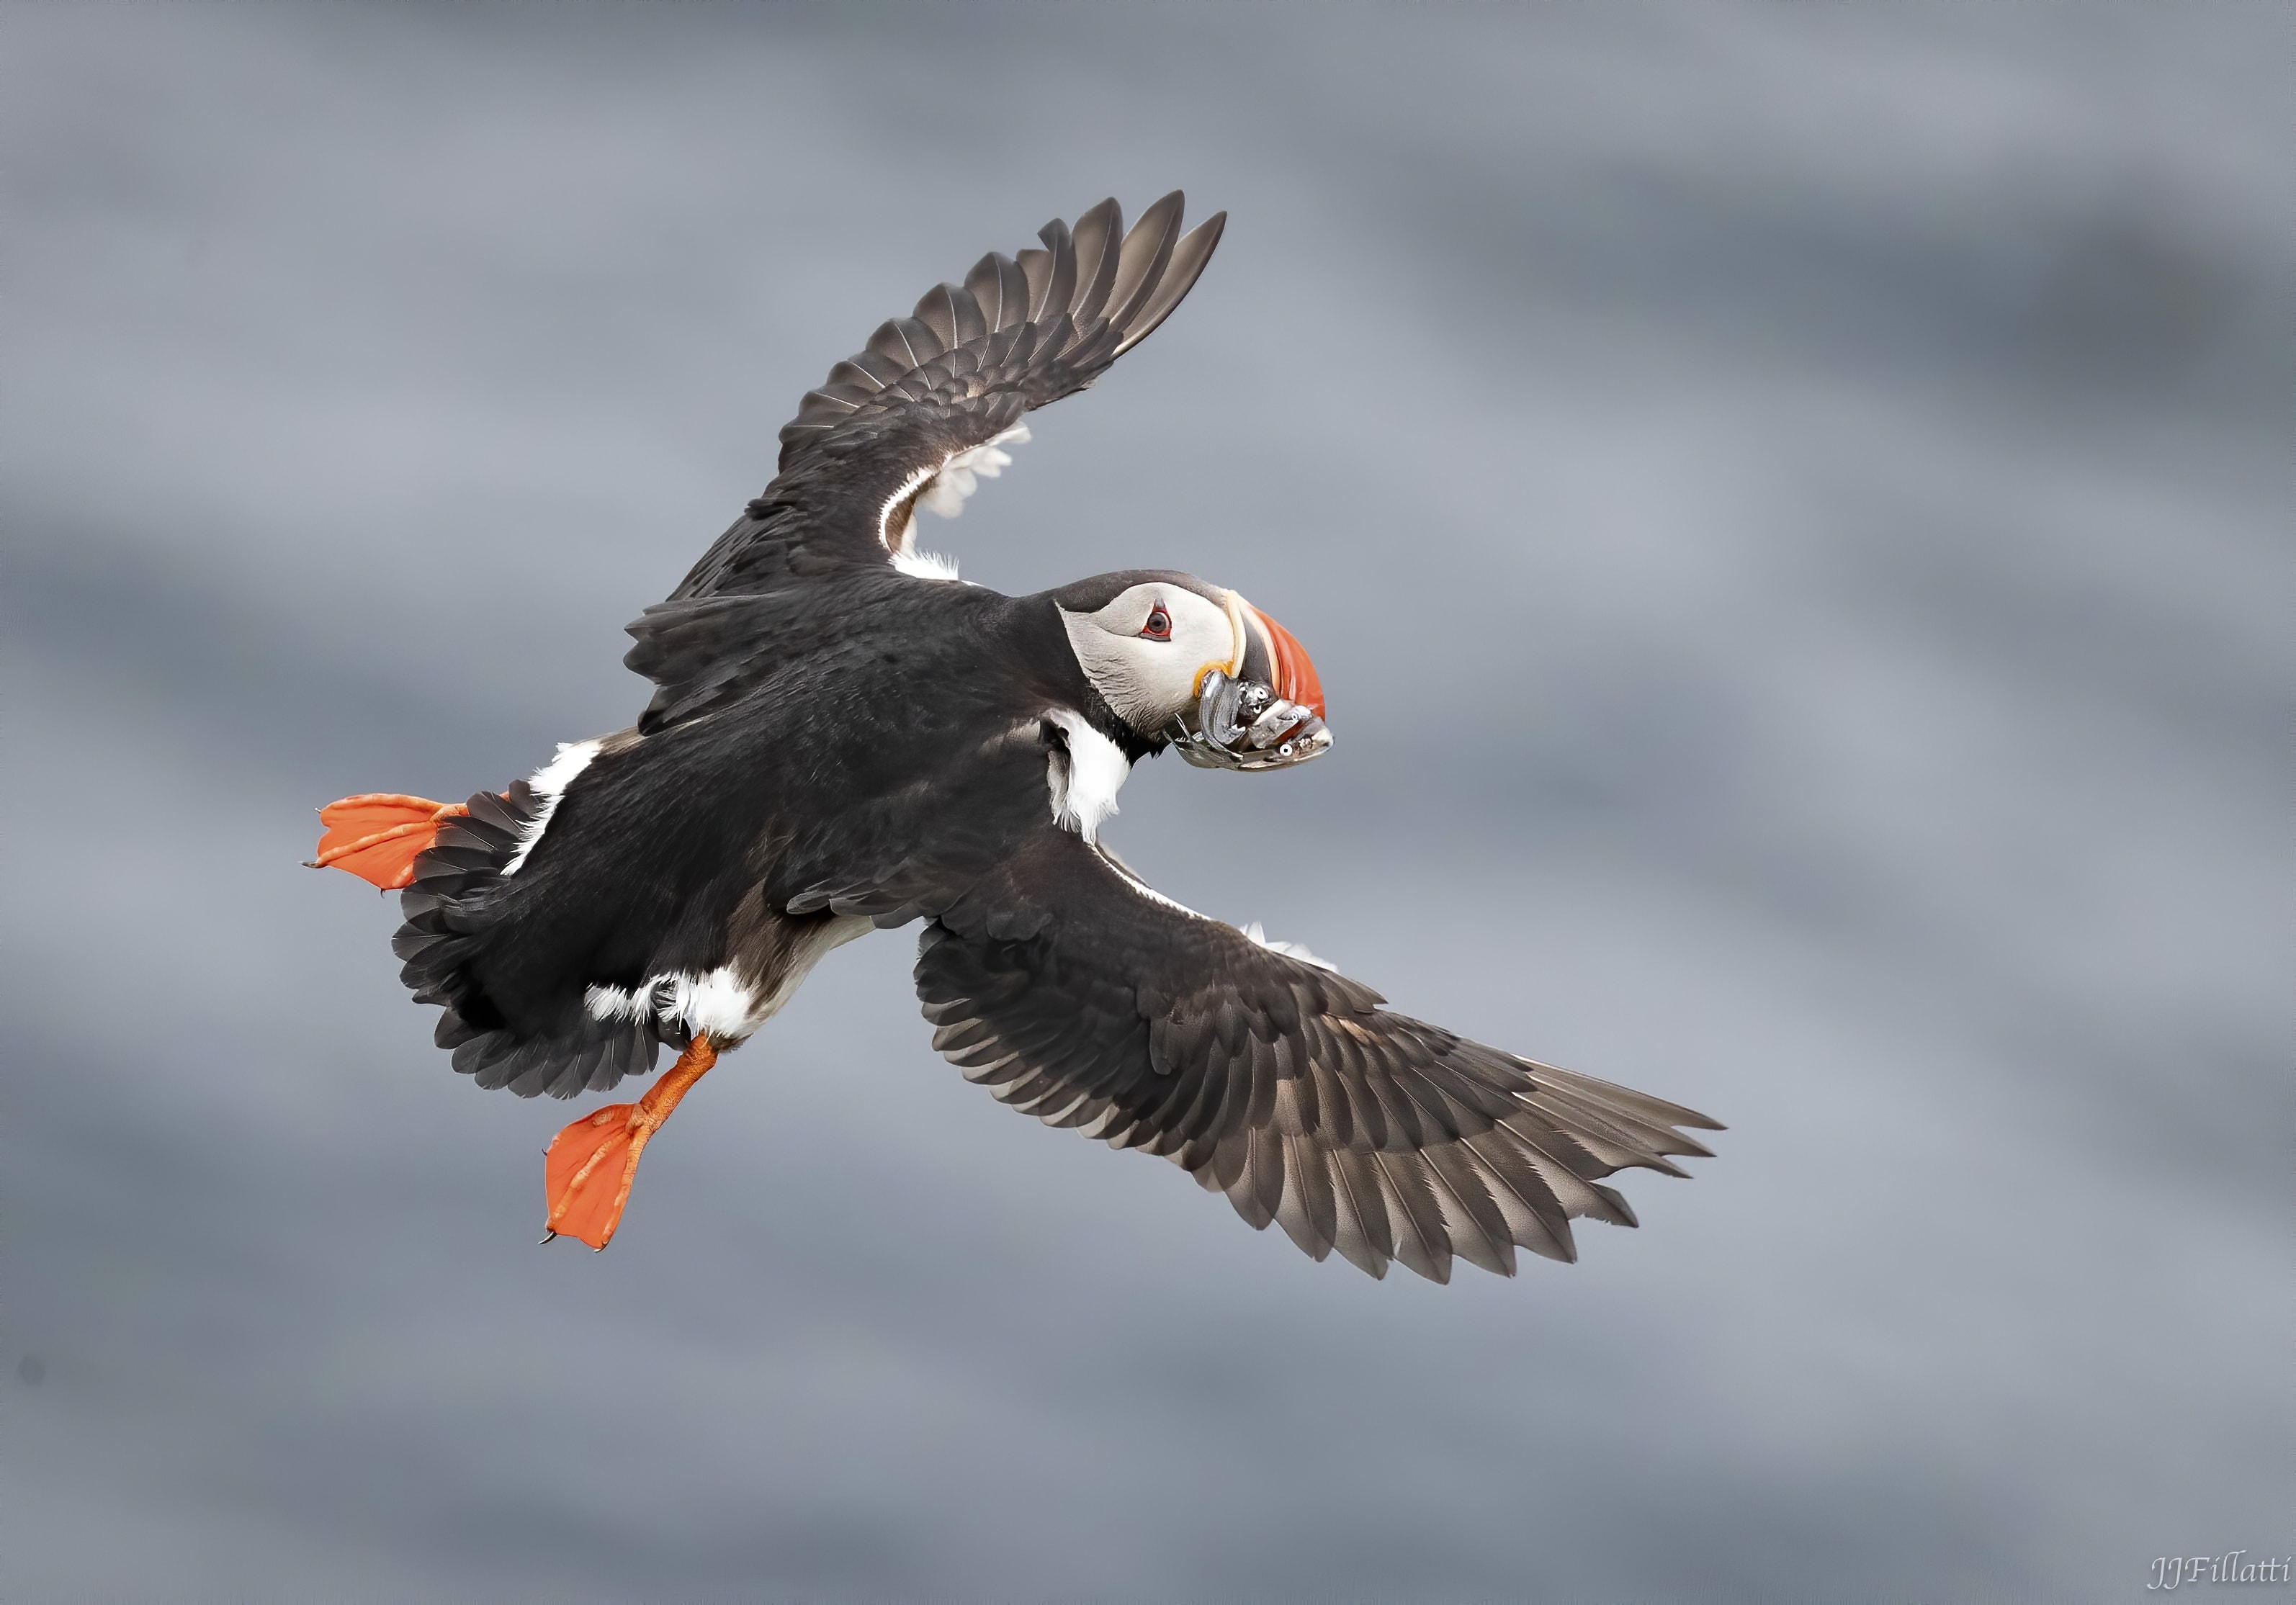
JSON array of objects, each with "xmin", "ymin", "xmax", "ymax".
[{"xmin": 1058, "ymin": 583, "xmax": 1239, "ymax": 733}]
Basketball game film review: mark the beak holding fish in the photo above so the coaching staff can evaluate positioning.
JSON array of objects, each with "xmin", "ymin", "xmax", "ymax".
[{"xmin": 1169, "ymin": 592, "xmax": 1333, "ymax": 772}]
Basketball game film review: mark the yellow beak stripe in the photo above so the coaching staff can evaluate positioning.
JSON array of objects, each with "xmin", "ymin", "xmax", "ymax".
[{"xmin": 1194, "ymin": 589, "xmax": 1252, "ymax": 695}]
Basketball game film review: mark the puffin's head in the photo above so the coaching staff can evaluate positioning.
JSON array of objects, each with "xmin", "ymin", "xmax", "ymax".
[{"xmin": 1053, "ymin": 570, "xmax": 1329, "ymax": 770}]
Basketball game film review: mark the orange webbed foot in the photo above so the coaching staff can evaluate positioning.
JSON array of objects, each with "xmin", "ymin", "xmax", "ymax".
[
  {"xmin": 308, "ymin": 793, "xmax": 469, "ymax": 889},
  {"xmin": 542, "ymin": 1037, "xmax": 717, "ymax": 1251},
  {"xmin": 542, "ymin": 1102, "xmax": 653, "ymax": 1250}
]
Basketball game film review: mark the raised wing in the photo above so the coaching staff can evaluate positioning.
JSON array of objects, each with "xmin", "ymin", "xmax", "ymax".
[
  {"xmin": 914, "ymin": 830, "xmax": 1723, "ymax": 1282},
  {"xmin": 668, "ymin": 193, "xmax": 1226, "ymax": 601}
]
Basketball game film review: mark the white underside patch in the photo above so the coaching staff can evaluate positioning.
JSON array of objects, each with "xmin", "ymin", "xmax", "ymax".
[
  {"xmin": 581, "ymin": 917, "xmax": 870, "ymax": 1046},
  {"xmin": 501, "ymin": 739, "xmax": 602, "ymax": 877},
  {"xmin": 877, "ymin": 463, "xmax": 938, "ymax": 552},
  {"xmin": 916, "ymin": 424, "xmax": 1028, "ymax": 520},
  {"xmin": 1042, "ymin": 709, "xmax": 1131, "ymax": 845},
  {"xmin": 883, "ymin": 425, "xmax": 1031, "ymax": 580}
]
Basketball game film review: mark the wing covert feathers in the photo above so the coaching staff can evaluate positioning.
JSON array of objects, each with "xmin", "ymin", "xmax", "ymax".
[{"xmin": 914, "ymin": 833, "xmax": 1721, "ymax": 1282}]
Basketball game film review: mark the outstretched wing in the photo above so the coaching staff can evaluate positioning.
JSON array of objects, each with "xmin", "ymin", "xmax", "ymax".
[
  {"xmin": 914, "ymin": 830, "xmax": 1723, "ymax": 1282},
  {"xmin": 668, "ymin": 192, "xmax": 1226, "ymax": 601}
]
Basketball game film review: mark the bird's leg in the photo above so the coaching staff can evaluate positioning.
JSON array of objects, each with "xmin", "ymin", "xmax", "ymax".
[
  {"xmin": 306, "ymin": 793, "xmax": 470, "ymax": 890},
  {"xmin": 541, "ymin": 1035, "xmax": 718, "ymax": 1251}
]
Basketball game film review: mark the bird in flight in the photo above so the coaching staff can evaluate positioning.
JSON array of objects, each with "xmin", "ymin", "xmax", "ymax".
[{"xmin": 310, "ymin": 192, "xmax": 1720, "ymax": 1279}]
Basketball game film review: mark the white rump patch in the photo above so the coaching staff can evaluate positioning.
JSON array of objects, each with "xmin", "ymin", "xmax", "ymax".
[
  {"xmin": 1043, "ymin": 709, "xmax": 1131, "ymax": 845},
  {"xmin": 660, "ymin": 967, "xmax": 761, "ymax": 1040},
  {"xmin": 1242, "ymin": 920, "xmax": 1337, "ymax": 971},
  {"xmin": 583, "ymin": 981, "xmax": 655, "ymax": 1025},
  {"xmin": 580, "ymin": 918, "xmax": 871, "ymax": 1046},
  {"xmin": 583, "ymin": 968, "xmax": 756, "ymax": 1038},
  {"xmin": 581, "ymin": 967, "xmax": 762, "ymax": 1040},
  {"xmin": 501, "ymin": 739, "xmax": 602, "ymax": 877}
]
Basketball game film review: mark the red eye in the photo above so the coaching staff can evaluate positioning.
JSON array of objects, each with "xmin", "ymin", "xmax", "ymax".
[{"xmin": 1141, "ymin": 605, "xmax": 1172, "ymax": 641}]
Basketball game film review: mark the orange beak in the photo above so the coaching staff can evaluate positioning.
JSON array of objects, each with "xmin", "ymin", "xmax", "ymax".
[{"xmin": 1242, "ymin": 602, "xmax": 1326, "ymax": 719}]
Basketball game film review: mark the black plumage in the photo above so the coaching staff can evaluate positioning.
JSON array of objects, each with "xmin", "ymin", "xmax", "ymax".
[{"xmin": 352, "ymin": 192, "xmax": 1721, "ymax": 1277}]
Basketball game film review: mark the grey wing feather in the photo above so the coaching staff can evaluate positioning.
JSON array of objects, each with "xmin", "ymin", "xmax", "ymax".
[
  {"xmin": 913, "ymin": 830, "xmax": 1723, "ymax": 1282},
  {"xmin": 670, "ymin": 194, "xmax": 1225, "ymax": 602},
  {"xmin": 775, "ymin": 192, "xmax": 1221, "ymax": 467}
]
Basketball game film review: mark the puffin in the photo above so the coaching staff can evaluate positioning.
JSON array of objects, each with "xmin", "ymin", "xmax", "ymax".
[{"xmin": 311, "ymin": 192, "xmax": 1721, "ymax": 1279}]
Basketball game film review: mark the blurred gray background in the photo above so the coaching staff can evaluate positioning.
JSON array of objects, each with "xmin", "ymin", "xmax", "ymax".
[{"xmin": 3, "ymin": 5, "xmax": 2286, "ymax": 1601}]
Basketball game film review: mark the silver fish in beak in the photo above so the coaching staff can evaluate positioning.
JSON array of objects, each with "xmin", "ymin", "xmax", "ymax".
[{"xmin": 1170, "ymin": 597, "xmax": 1332, "ymax": 771}]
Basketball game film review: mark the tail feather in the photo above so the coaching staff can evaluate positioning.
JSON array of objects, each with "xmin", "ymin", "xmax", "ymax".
[{"xmin": 389, "ymin": 784, "xmax": 666, "ymax": 1100}]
